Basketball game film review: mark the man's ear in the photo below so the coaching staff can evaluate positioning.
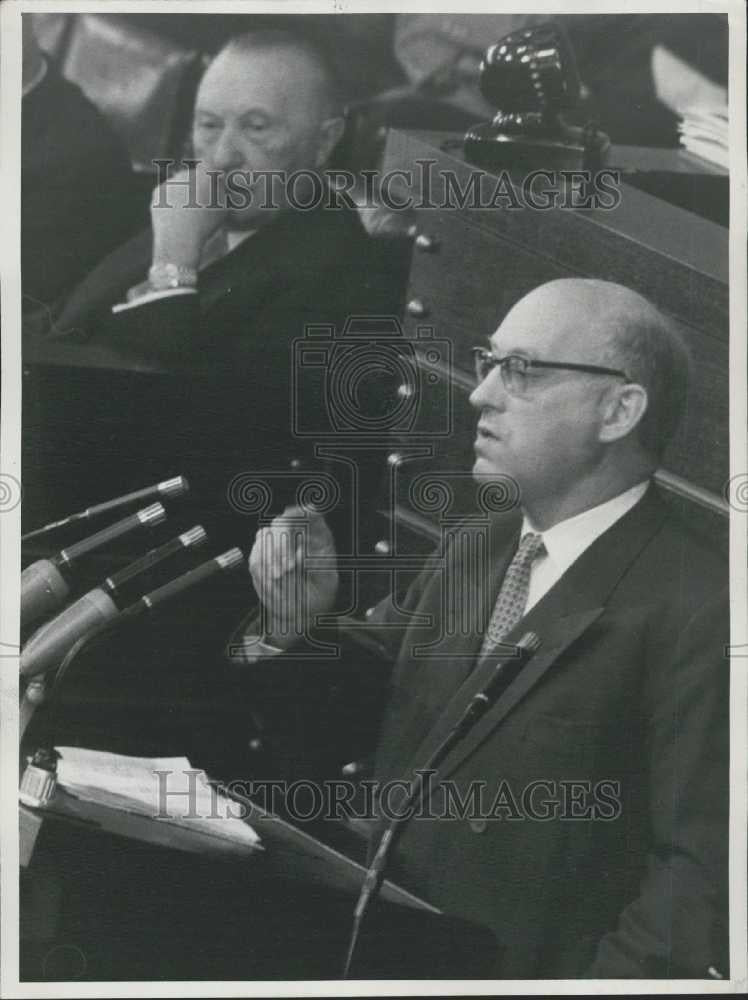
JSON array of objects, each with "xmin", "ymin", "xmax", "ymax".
[
  {"xmin": 315, "ymin": 116, "xmax": 346, "ymax": 167},
  {"xmin": 598, "ymin": 382, "xmax": 649, "ymax": 444}
]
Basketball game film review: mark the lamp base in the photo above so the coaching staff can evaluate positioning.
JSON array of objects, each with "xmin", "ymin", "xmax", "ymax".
[{"xmin": 464, "ymin": 117, "xmax": 610, "ymax": 173}]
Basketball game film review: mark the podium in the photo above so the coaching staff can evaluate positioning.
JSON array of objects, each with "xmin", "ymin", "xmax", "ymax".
[{"xmin": 20, "ymin": 783, "xmax": 498, "ymax": 981}]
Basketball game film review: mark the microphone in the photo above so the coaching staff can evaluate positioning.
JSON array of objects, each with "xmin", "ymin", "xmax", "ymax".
[
  {"xmin": 447, "ymin": 630, "xmax": 542, "ymax": 743},
  {"xmin": 101, "ymin": 525, "xmax": 208, "ymax": 602},
  {"xmin": 342, "ymin": 631, "xmax": 541, "ymax": 978},
  {"xmin": 20, "ymin": 502, "xmax": 166, "ymax": 628},
  {"xmin": 123, "ymin": 547, "xmax": 244, "ymax": 617},
  {"xmin": 20, "ymin": 526, "xmax": 208, "ymax": 679},
  {"xmin": 54, "ymin": 547, "xmax": 245, "ymax": 678},
  {"xmin": 21, "ymin": 476, "xmax": 188, "ymax": 542}
]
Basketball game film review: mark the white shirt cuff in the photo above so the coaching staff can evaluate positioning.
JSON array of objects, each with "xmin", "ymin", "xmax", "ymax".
[
  {"xmin": 111, "ymin": 287, "xmax": 197, "ymax": 314},
  {"xmin": 226, "ymin": 633, "xmax": 285, "ymax": 665}
]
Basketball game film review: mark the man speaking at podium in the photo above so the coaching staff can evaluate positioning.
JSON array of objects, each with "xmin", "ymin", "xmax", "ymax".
[{"xmin": 238, "ymin": 278, "xmax": 729, "ymax": 979}]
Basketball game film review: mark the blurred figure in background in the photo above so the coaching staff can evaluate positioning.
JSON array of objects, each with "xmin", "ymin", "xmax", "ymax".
[
  {"xmin": 390, "ymin": 12, "xmax": 727, "ymax": 147},
  {"xmin": 562, "ymin": 13, "xmax": 727, "ymax": 148},
  {"xmin": 393, "ymin": 13, "xmax": 540, "ymax": 120},
  {"xmin": 22, "ymin": 15, "xmax": 143, "ymax": 329}
]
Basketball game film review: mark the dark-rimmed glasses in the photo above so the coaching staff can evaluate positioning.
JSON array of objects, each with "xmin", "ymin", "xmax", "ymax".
[{"xmin": 472, "ymin": 347, "xmax": 631, "ymax": 398}]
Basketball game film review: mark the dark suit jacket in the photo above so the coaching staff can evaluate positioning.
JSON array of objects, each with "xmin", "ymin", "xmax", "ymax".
[
  {"xmin": 48, "ymin": 200, "xmax": 395, "ymax": 372},
  {"xmin": 353, "ymin": 487, "xmax": 729, "ymax": 978},
  {"xmin": 248, "ymin": 486, "xmax": 728, "ymax": 978}
]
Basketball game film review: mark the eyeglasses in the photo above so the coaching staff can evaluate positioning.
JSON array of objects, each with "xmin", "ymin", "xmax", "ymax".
[{"xmin": 472, "ymin": 347, "xmax": 631, "ymax": 398}]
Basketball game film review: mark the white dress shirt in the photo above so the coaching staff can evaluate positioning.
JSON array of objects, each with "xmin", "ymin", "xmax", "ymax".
[{"xmin": 521, "ymin": 480, "xmax": 650, "ymax": 614}]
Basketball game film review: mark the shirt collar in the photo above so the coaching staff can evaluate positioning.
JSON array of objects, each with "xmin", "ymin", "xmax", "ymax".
[
  {"xmin": 226, "ymin": 229, "xmax": 254, "ymax": 252},
  {"xmin": 521, "ymin": 480, "xmax": 650, "ymax": 568}
]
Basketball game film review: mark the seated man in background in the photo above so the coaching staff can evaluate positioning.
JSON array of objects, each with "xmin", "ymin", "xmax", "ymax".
[
  {"xmin": 21, "ymin": 29, "xmax": 407, "ymax": 769},
  {"xmin": 239, "ymin": 278, "xmax": 729, "ymax": 979},
  {"xmin": 26, "ymin": 27, "xmax": 404, "ymax": 548},
  {"xmin": 43, "ymin": 28, "xmax": 398, "ymax": 372},
  {"xmin": 22, "ymin": 15, "xmax": 143, "ymax": 325}
]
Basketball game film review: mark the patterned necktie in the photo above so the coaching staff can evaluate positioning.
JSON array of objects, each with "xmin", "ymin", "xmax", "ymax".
[{"xmin": 479, "ymin": 532, "xmax": 546, "ymax": 660}]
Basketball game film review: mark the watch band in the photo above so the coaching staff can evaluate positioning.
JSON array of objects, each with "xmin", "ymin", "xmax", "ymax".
[{"xmin": 148, "ymin": 262, "xmax": 198, "ymax": 291}]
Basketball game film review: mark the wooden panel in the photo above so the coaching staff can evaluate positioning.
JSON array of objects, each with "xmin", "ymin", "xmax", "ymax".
[
  {"xmin": 662, "ymin": 323, "xmax": 728, "ymax": 496},
  {"xmin": 403, "ymin": 208, "xmax": 572, "ymax": 370},
  {"xmin": 383, "ymin": 131, "xmax": 728, "ymax": 282},
  {"xmin": 386, "ymin": 129, "xmax": 728, "ymax": 343}
]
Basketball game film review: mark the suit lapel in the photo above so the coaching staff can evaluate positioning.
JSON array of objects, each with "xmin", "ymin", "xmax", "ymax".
[
  {"xmin": 198, "ymin": 202, "xmax": 356, "ymax": 312},
  {"xmin": 197, "ymin": 222, "xmax": 278, "ymax": 312},
  {"xmin": 437, "ymin": 606, "xmax": 605, "ymax": 781},
  {"xmin": 397, "ymin": 487, "xmax": 668, "ymax": 783},
  {"xmin": 411, "ymin": 514, "xmax": 519, "ymax": 668},
  {"xmin": 373, "ymin": 514, "xmax": 519, "ymax": 785}
]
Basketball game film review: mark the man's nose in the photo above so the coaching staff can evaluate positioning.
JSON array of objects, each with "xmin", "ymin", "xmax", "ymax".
[
  {"xmin": 469, "ymin": 368, "xmax": 506, "ymax": 411},
  {"xmin": 209, "ymin": 129, "xmax": 245, "ymax": 172}
]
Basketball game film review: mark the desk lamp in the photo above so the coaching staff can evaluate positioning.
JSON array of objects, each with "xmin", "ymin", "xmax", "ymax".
[{"xmin": 464, "ymin": 23, "xmax": 610, "ymax": 172}]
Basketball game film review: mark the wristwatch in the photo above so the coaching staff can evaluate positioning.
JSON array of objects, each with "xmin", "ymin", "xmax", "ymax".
[{"xmin": 148, "ymin": 262, "xmax": 198, "ymax": 291}]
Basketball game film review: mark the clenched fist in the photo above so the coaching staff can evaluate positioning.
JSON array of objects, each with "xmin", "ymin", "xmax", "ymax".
[{"xmin": 248, "ymin": 505, "xmax": 339, "ymax": 649}]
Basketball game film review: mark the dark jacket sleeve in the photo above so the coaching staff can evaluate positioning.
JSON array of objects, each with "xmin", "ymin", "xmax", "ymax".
[
  {"xmin": 223, "ymin": 551, "xmax": 439, "ymax": 780},
  {"xmin": 104, "ymin": 291, "xmax": 211, "ymax": 365},
  {"xmin": 584, "ymin": 588, "xmax": 730, "ymax": 978},
  {"xmin": 92, "ymin": 210, "xmax": 400, "ymax": 372}
]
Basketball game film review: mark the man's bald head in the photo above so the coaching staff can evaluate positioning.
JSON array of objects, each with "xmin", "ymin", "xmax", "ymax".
[
  {"xmin": 503, "ymin": 279, "xmax": 690, "ymax": 461},
  {"xmin": 215, "ymin": 29, "xmax": 341, "ymax": 119}
]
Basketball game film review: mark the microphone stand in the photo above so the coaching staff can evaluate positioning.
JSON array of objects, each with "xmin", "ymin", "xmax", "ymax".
[
  {"xmin": 19, "ymin": 613, "xmax": 138, "ymax": 745},
  {"xmin": 342, "ymin": 630, "xmax": 541, "ymax": 978},
  {"xmin": 19, "ymin": 548, "xmax": 244, "ymax": 745}
]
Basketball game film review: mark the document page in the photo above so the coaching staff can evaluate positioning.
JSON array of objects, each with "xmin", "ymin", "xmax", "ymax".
[{"xmin": 55, "ymin": 745, "xmax": 261, "ymax": 850}]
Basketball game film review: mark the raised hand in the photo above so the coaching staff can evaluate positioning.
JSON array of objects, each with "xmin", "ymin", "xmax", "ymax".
[{"xmin": 248, "ymin": 505, "xmax": 339, "ymax": 649}]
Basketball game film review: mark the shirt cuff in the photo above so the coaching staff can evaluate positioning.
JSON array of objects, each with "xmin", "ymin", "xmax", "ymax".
[
  {"xmin": 111, "ymin": 287, "xmax": 197, "ymax": 314},
  {"xmin": 227, "ymin": 635, "xmax": 285, "ymax": 665},
  {"xmin": 225, "ymin": 610, "xmax": 286, "ymax": 665}
]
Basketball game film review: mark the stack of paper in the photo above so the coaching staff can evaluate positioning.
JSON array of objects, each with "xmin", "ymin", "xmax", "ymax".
[
  {"xmin": 678, "ymin": 106, "xmax": 729, "ymax": 171},
  {"xmin": 55, "ymin": 746, "xmax": 261, "ymax": 852}
]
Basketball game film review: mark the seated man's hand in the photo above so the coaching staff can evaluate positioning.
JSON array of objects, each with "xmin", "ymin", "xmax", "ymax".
[
  {"xmin": 248, "ymin": 505, "xmax": 339, "ymax": 650},
  {"xmin": 150, "ymin": 161, "xmax": 227, "ymax": 270}
]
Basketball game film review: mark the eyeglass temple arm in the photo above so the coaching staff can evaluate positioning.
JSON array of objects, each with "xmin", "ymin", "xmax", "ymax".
[{"xmin": 527, "ymin": 360, "xmax": 630, "ymax": 379}]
